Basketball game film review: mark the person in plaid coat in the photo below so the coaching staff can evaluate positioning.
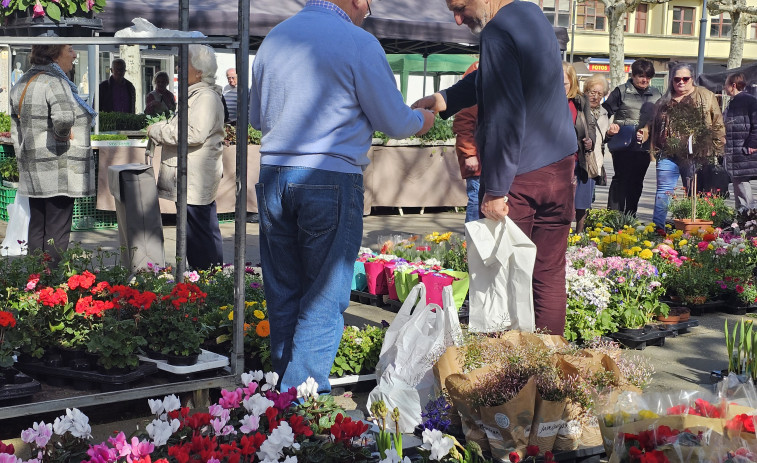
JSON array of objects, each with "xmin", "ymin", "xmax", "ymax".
[{"xmin": 10, "ymin": 45, "xmax": 96, "ymax": 267}]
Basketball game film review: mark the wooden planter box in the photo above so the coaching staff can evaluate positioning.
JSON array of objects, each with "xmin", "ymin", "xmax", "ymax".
[{"xmin": 673, "ymin": 218, "xmax": 713, "ymax": 234}]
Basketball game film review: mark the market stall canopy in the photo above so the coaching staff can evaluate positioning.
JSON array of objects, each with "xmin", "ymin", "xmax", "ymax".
[
  {"xmin": 697, "ymin": 62, "xmax": 757, "ymax": 94},
  {"xmin": 99, "ymin": 0, "xmax": 568, "ymax": 54}
]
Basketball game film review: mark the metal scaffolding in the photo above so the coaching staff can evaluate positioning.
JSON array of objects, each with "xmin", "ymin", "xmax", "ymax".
[{"xmin": 0, "ymin": 0, "xmax": 251, "ymax": 419}]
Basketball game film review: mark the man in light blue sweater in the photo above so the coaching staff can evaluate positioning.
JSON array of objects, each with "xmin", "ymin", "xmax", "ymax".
[{"xmin": 249, "ymin": 0, "xmax": 434, "ymax": 394}]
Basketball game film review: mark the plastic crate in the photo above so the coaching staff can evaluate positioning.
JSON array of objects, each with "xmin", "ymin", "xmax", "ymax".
[
  {"xmin": 217, "ymin": 212, "xmax": 235, "ymax": 223},
  {"xmin": 0, "ymin": 186, "xmax": 16, "ymax": 221},
  {"xmin": 71, "ymin": 196, "xmax": 118, "ymax": 230},
  {"xmin": 0, "ymin": 145, "xmax": 14, "ymax": 161}
]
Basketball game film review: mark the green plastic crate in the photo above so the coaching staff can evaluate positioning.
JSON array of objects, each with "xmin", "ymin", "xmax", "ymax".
[
  {"xmin": 217, "ymin": 212, "xmax": 235, "ymax": 223},
  {"xmin": 0, "ymin": 144, "xmax": 14, "ymax": 161},
  {"xmin": 0, "ymin": 186, "xmax": 16, "ymax": 221}
]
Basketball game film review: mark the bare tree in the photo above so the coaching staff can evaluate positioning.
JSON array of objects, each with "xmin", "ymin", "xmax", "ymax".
[
  {"xmin": 707, "ymin": 0, "xmax": 757, "ymax": 69},
  {"xmin": 592, "ymin": 0, "xmax": 671, "ymax": 88}
]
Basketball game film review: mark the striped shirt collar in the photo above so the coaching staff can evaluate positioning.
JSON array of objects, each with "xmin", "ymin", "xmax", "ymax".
[{"xmin": 305, "ymin": 0, "xmax": 352, "ymax": 23}]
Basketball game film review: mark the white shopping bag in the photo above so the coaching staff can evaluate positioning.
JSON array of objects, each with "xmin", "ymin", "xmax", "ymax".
[
  {"xmin": 368, "ymin": 284, "xmax": 462, "ymax": 433},
  {"xmin": 465, "ymin": 217, "xmax": 536, "ymax": 333},
  {"xmin": 1, "ymin": 193, "xmax": 30, "ymax": 256}
]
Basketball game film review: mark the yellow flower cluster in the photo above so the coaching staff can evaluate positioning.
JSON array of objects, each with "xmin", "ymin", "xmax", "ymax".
[{"xmin": 425, "ymin": 231, "xmax": 453, "ymax": 244}]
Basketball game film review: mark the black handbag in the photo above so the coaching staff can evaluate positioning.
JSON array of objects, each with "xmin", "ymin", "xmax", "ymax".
[
  {"xmin": 696, "ymin": 162, "xmax": 730, "ymax": 198},
  {"xmin": 606, "ymin": 125, "xmax": 637, "ymax": 152}
]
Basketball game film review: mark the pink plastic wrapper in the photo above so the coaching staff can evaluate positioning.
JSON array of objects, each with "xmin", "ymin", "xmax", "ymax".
[
  {"xmin": 364, "ymin": 260, "xmax": 389, "ymax": 295},
  {"xmin": 419, "ymin": 271, "xmax": 456, "ymax": 306}
]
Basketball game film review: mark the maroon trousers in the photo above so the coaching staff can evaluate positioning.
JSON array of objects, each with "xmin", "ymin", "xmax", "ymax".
[{"xmin": 506, "ymin": 155, "xmax": 574, "ymax": 335}]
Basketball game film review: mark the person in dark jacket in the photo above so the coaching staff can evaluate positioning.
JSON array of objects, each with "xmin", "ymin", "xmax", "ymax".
[
  {"xmin": 602, "ymin": 59, "xmax": 661, "ymax": 216},
  {"xmin": 99, "ymin": 59, "xmax": 136, "ymax": 113},
  {"xmin": 724, "ymin": 72, "xmax": 757, "ymax": 210}
]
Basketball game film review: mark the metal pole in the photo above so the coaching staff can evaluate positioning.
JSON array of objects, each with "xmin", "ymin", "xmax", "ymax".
[
  {"xmin": 176, "ymin": 0, "xmax": 190, "ymax": 276},
  {"xmin": 87, "ymin": 45, "xmax": 96, "ymax": 108},
  {"xmin": 232, "ymin": 0, "xmax": 251, "ymax": 376},
  {"xmin": 422, "ymin": 53, "xmax": 428, "ymax": 95},
  {"xmin": 569, "ymin": 0, "xmax": 577, "ymax": 63},
  {"xmin": 696, "ymin": 0, "xmax": 708, "ymax": 76}
]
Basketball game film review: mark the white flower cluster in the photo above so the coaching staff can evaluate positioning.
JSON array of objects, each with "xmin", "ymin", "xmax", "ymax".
[
  {"xmin": 565, "ymin": 265, "xmax": 611, "ymax": 313},
  {"xmin": 52, "ymin": 408, "xmax": 92, "ymax": 439},
  {"xmin": 420, "ymin": 428, "xmax": 454, "ymax": 461},
  {"xmin": 257, "ymin": 421, "xmax": 299, "ymax": 462},
  {"xmin": 146, "ymin": 394, "xmax": 182, "ymax": 446}
]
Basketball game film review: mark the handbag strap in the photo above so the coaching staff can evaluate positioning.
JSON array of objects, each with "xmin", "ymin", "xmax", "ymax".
[{"xmin": 15, "ymin": 73, "xmax": 43, "ymax": 119}]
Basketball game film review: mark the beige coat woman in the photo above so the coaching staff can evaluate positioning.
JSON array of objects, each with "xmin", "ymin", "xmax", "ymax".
[{"xmin": 148, "ymin": 81, "xmax": 225, "ymax": 205}]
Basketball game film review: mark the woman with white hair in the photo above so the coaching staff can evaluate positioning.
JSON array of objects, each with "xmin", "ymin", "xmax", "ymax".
[{"xmin": 148, "ymin": 44, "xmax": 225, "ymax": 269}]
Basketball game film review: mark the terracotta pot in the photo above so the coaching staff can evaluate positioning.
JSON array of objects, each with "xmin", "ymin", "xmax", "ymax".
[
  {"xmin": 670, "ymin": 307, "xmax": 691, "ymax": 321},
  {"xmin": 673, "ymin": 218, "xmax": 713, "ymax": 234},
  {"xmin": 656, "ymin": 314, "xmax": 681, "ymax": 325}
]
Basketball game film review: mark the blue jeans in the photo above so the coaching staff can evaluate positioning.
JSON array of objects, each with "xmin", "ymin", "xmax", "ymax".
[
  {"xmin": 465, "ymin": 177, "xmax": 480, "ymax": 223},
  {"xmin": 256, "ymin": 166, "xmax": 364, "ymax": 394},
  {"xmin": 653, "ymin": 157, "xmax": 696, "ymax": 229}
]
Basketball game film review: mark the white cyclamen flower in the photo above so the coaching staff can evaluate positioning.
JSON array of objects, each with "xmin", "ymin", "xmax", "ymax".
[
  {"xmin": 257, "ymin": 422, "xmax": 295, "ymax": 461},
  {"xmin": 148, "ymin": 398, "xmax": 164, "ymax": 416},
  {"xmin": 261, "ymin": 371, "xmax": 279, "ymax": 391},
  {"xmin": 52, "ymin": 415, "xmax": 72, "ymax": 436},
  {"xmin": 66, "ymin": 408, "xmax": 92, "ymax": 439},
  {"xmin": 147, "ymin": 418, "xmax": 180, "ymax": 446},
  {"xmin": 243, "ymin": 394, "xmax": 275, "ymax": 417},
  {"xmin": 162, "ymin": 394, "xmax": 181, "ymax": 413},
  {"xmin": 379, "ymin": 448, "xmax": 412, "ymax": 463},
  {"xmin": 421, "ymin": 428, "xmax": 454, "ymax": 461},
  {"xmin": 241, "ymin": 372, "xmax": 259, "ymax": 387},
  {"xmin": 296, "ymin": 377, "xmax": 319, "ymax": 400}
]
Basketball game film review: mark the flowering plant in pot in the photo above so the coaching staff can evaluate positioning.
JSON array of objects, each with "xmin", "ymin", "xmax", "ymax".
[
  {"xmin": 151, "ymin": 282, "xmax": 208, "ymax": 364},
  {"xmin": 0, "ymin": 309, "xmax": 18, "ymax": 369},
  {"xmin": 0, "ymin": 0, "xmax": 106, "ymax": 20},
  {"xmin": 86, "ymin": 312, "xmax": 146, "ymax": 372},
  {"xmin": 330, "ymin": 324, "xmax": 386, "ymax": 378}
]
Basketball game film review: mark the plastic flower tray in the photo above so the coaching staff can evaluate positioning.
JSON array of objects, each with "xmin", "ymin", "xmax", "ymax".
[
  {"xmin": 328, "ymin": 373, "xmax": 377, "ymax": 387},
  {"xmin": 607, "ymin": 329, "xmax": 669, "ymax": 350},
  {"xmin": 17, "ymin": 360, "xmax": 157, "ymax": 392},
  {"xmin": 0, "ymin": 368, "xmax": 41, "ymax": 402},
  {"xmin": 137, "ymin": 349, "xmax": 229, "ymax": 375}
]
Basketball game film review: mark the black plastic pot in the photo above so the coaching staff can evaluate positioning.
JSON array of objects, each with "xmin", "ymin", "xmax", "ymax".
[{"xmin": 165, "ymin": 352, "xmax": 199, "ymax": 366}]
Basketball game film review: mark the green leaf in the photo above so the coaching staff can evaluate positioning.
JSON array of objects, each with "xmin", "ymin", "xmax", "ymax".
[
  {"xmin": 46, "ymin": 3, "xmax": 61, "ymax": 21},
  {"xmin": 67, "ymin": 2, "xmax": 77, "ymax": 15}
]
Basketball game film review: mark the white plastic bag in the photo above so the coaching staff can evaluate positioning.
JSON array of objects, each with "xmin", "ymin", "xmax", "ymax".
[
  {"xmin": 465, "ymin": 217, "xmax": 536, "ymax": 333},
  {"xmin": 368, "ymin": 284, "xmax": 462, "ymax": 433},
  {"xmin": 1, "ymin": 193, "xmax": 29, "ymax": 256}
]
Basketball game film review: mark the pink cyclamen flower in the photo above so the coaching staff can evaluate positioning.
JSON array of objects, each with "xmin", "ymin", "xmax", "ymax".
[{"xmin": 32, "ymin": 0, "xmax": 45, "ymax": 17}]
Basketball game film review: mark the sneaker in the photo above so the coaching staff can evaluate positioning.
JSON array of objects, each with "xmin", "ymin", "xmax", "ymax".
[{"xmin": 246, "ymin": 213, "xmax": 259, "ymax": 223}]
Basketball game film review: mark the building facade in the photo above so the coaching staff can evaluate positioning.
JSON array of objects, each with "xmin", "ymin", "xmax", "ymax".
[{"xmin": 529, "ymin": 0, "xmax": 757, "ymax": 77}]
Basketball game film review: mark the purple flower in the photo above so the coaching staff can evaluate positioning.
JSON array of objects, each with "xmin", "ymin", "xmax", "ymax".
[
  {"xmin": 249, "ymin": 281, "xmax": 262, "ymax": 289},
  {"xmin": 2, "ymin": 0, "xmax": 11, "ymax": 7}
]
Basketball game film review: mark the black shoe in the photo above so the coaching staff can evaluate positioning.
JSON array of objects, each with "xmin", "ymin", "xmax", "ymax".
[{"xmin": 246, "ymin": 213, "xmax": 259, "ymax": 223}]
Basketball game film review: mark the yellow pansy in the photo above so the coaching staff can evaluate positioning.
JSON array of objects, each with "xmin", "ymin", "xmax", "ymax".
[
  {"xmin": 253, "ymin": 309, "xmax": 265, "ymax": 320},
  {"xmin": 638, "ymin": 410, "xmax": 659, "ymax": 420}
]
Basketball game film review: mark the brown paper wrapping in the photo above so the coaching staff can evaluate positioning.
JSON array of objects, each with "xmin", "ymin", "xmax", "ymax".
[
  {"xmin": 553, "ymin": 401, "xmax": 584, "ymax": 451},
  {"xmin": 445, "ymin": 367, "xmax": 497, "ymax": 454},
  {"xmin": 528, "ymin": 395, "xmax": 566, "ymax": 454},
  {"xmin": 479, "ymin": 377, "xmax": 537, "ymax": 461}
]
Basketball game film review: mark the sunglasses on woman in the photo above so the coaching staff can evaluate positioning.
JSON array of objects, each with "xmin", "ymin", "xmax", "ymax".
[{"xmin": 673, "ymin": 76, "xmax": 691, "ymax": 83}]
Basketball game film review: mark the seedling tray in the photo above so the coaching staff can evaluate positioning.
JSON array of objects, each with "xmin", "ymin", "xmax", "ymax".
[
  {"xmin": 18, "ymin": 360, "xmax": 157, "ymax": 392},
  {"xmin": 138, "ymin": 349, "xmax": 229, "ymax": 375},
  {"xmin": 350, "ymin": 290, "xmax": 386, "ymax": 308},
  {"xmin": 608, "ymin": 329, "xmax": 668, "ymax": 350},
  {"xmin": 656, "ymin": 319, "xmax": 699, "ymax": 337}
]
